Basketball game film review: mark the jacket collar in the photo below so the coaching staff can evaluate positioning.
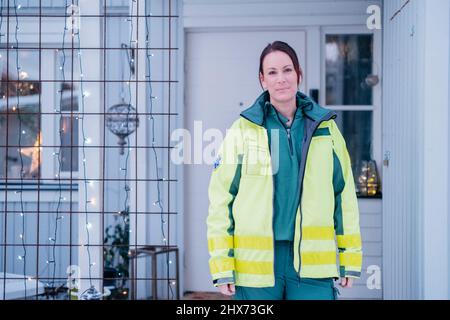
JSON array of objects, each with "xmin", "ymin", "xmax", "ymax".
[{"xmin": 240, "ymin": 91, "xmax": 334, "ymax": 126}]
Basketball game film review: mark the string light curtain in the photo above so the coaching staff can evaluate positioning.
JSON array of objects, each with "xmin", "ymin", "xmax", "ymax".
[{"xmin": 0, "ymin": 0, "xmax": 179, "ymax": 300}]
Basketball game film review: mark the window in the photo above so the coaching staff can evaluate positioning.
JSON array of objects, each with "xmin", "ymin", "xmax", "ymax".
[
  {"xmin": 325, "ymin": 34, "xmax": 373, "ymax": 106},
  {"xmin": 333, "ymin": 110, "xmax": 372, "ymax": 177},
  {"xmin": 0, "ymin": 49, "xmax": 41, "ymax": 180},
  {"xmin": 0, "ymin": 48, "xmax": 80, "ymax": 182},
  {"xmin": 322, "ymin": 30, "xmax": 381, "ymax": 197},
  {"xmin": 56, "ymin": 51, "xmax": 79, "ymax": 174}
]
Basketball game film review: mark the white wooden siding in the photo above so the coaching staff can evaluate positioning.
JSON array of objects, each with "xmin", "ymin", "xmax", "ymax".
[
  {"xmin": 383, "ymin": 0, "xmax": 450, "ymax": 299},
  {"xmin": 338, "ymin": 199, "xmax": 382, "ymax": 299}
]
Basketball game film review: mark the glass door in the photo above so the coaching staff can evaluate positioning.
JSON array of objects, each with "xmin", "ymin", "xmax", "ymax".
[{"xmin": 321, "ymin": 27, "xmax": 382, "ymax": 197}]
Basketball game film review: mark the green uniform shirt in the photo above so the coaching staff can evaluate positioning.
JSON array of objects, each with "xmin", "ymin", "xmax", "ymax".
[{"xmin": 265, "ymin": 103, "xmax": 304, "ymax": 241}]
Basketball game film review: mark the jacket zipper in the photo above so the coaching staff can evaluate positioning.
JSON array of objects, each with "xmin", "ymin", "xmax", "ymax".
[
  {"xmin": 267, "ymin": 132, "xmax": 276, "ymax": 286},
  {"xmin": 241, "ymin": 107, "xmax": 337, "ymax": 282},
  {"xmin": 286, "ymin": 128, "xmax": 293, "ymax": 156},
  {"xmin": 297, "ymin": 112, "xmax": 336, "ymax": 278},
  {"xmin": 273, "ymin": 108, "xmax": 294, "ymax": 156}
]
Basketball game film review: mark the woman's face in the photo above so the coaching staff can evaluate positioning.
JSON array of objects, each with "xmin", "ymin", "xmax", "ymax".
[{"xmin": 260, "ymin": 50, "xmax": 301, "ymax": 105}]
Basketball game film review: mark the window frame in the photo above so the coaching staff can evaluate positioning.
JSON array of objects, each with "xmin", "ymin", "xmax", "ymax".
[{"xmin": 0, "ymin": 44, "xmax": 80, "ymax": 184}]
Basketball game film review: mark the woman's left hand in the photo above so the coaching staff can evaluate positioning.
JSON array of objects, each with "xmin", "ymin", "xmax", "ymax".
[{"xmin": 340, "ymin": 277, "xmax": 353, "ymax": 288}]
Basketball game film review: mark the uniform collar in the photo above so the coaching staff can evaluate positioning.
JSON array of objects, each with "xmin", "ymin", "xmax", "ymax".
[{"xmin": 240, "ymin": 91, "xmax": 333, "ymax": 126}]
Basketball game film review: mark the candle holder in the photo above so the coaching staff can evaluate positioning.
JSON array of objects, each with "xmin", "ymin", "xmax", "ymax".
[{"xmin": 356, "ymin": 160, "xmax": 380, "ymax": 197}]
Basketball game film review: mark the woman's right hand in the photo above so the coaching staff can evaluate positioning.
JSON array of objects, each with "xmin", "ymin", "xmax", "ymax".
[{"xmin": 218, "ymin": 283, "xmax": 235, "ymax": 296}]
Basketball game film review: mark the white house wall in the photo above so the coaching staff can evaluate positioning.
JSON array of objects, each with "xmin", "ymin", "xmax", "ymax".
[
  {"xmin": 418, "ymin": 0, "xmax": 450, "ymax": 300},
  {"xmin": 184, "ymin": 0, "xmax": 381, "ymax": 29}
]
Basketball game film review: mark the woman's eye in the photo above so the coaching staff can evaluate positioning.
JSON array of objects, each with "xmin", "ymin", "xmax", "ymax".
[
  {"xmin": 284, "ymin": 68, "xmax": 293, "ymax": 73},
  {"xmin": 268, "ymin": 71, "xmax": 276, "ymax": 75}
]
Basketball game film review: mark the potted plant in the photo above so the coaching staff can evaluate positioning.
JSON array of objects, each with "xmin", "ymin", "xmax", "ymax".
[{"xmin": 103, "ymin": 209, "xmax": 130, "ymax": 299}]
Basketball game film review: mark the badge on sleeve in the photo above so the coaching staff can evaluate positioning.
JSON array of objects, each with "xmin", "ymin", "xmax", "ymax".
[{"xmin": 213, "ymin": 155, "xmax": 222, "ymax": 170}]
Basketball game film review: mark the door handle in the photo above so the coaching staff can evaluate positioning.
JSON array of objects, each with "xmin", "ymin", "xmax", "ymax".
[{"xmin": 383, "ymin": 151, "xmax": 390, "ymax": 167}]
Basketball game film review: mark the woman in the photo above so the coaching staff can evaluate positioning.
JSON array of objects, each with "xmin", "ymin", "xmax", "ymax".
[{"xmin": 206, "ymin": 41, "xmax": 362, "ymax": 300}]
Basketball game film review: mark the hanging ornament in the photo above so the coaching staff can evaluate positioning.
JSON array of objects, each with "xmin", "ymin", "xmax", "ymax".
[{"xmin": 105, "ymin": 103, "xmax": 139, "ymax": 155}]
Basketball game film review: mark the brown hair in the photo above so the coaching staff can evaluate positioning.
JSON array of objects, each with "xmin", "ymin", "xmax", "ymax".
[{"xmin": 259, "ymin": 41, "xmax": 303, "ymax": 87}]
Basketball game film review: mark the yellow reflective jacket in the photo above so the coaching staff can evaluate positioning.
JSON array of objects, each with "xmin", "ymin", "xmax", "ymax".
[{"xmin": 207, "ymin": 91, "xmax": 362, "ymax": 288}]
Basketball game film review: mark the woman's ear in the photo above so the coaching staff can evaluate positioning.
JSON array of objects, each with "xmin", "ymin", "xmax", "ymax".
[
  {"xmin": 297, "ymin": 73, "xmax": 303, "ymax": 88},
  {"xmin": 259, "ymin": 72, "xmax": 267, "ymax": 90}
]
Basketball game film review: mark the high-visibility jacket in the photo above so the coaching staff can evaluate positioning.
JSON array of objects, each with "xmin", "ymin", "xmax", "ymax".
[{"xmin": 207, "ymin": 91, "xmax": 362, "ymax": 288}]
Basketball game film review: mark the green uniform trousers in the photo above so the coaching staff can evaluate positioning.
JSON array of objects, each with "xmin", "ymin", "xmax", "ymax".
[{"xmin": 234, "ymin": 241, "xmax": 340, "ymax": 300}]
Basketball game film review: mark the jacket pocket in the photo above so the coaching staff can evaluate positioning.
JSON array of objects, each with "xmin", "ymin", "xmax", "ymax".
[
  {"xmin": 244, "ymin": 144, "xmax": 270, "ymax": 176},
  {"xmin": 300, "ymin": 277, "xmax": 334, "ymax": 289},
  {"xmin": 333, "ymin": 285, "xmax": 341, "ymax": 300}
]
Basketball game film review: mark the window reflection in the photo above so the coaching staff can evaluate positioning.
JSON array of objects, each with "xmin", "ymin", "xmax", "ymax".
[
  {"xmin": 0, "ymin": 50, "xmax": 41, "ymax": 180},
  {"xmin": 57, "ymin": 49, "xmax": 79, "ymax": 173},
  {"xmin": 326, "ymin": 34, "xmax": 373, "ymax": 105},
  {"xmin": 334, "ymin": 110, "xmax": 374, "ymax": 193}
]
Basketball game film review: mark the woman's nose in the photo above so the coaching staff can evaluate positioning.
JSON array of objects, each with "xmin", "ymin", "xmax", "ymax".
[{"xmin": 277, "ymin": 76, "xmax": 286, "ymax": 84}]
